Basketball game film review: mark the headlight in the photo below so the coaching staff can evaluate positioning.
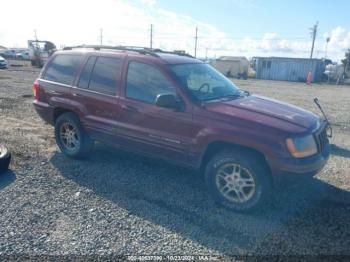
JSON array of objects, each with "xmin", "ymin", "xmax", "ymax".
[{"xmin": 286, "ymin": 135, "xmax": 317, "ymax": 158}]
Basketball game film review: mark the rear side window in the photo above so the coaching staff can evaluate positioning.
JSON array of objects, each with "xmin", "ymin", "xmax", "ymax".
[
  {"xmin": 79, "ymin": 56, "xmax": 121, "ymax": 96},
  {"xmin": 43, "ymin": 54, "xmax": 83, "ymax": 85}
]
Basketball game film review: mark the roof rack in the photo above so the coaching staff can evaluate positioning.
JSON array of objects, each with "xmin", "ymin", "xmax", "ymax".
[{"xmin": 62, "ymin": 45, "xmax": 194, "ymax": 58}]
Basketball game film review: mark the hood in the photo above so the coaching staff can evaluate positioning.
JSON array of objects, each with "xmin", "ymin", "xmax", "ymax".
[{"xmin": 206, "ymin": 95, "xmax": 319, "ymax": 132}]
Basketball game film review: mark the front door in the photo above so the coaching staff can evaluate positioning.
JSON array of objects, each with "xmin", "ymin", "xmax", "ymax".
[{"xmin": 117, "ymin": 60, "xmax": 193, "ymax": 165}]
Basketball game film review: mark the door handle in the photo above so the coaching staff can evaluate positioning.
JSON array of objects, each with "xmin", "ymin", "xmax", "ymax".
[
  {"xmin": 121, "ymin": 105, "xmax": 139, "ymax": 112},
  {"xmin": 47, "ymin": 90, "xmax": 61, "ymax": 95},
  {"xmin": 72, "ymin": 93, "xmax": 83, "ymax": 97}
]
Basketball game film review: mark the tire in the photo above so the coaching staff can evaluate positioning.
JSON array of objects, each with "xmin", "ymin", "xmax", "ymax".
[
  {"xmin": 205, "ymin": 149, "xmax": 271, "ymax": 212},
  {"xmin": 54, "ymin": 112, "xmax": 94, "ymax": 158},
  {"xmin": 0, "ymin": 144, "xmax": 11, "ymax": 174}
]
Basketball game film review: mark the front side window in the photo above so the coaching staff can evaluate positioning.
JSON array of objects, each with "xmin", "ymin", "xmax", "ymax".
[
  {"xmin": 44, "ymin": 54, "xmax": 83, "ymax": 85},
  {"xmin": 126, "ymin": 61, "xmax": 176, "ymax": 104},
  {"xmin": 79, "ymin": 56, "xmax": 121, "ymax": 96},
  {"xmin": 171, "ymin": 63, "xmax": 241, "ymax": 101}
]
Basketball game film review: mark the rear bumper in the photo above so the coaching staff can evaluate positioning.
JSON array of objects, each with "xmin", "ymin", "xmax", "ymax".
[
  {"xmin": 33, "ymin": 100, "xmax": 54, "ymax": 125},
  {"xmin": 269, "ymin": 143, "xmax": 330, "ymax": 185}
]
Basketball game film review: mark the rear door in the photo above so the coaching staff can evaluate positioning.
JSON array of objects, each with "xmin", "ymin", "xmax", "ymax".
[
  {"xmin": 71, "ymin": 55, "xmax": 124, "ymax": 142},
  {"xmin": 40, "ymin": 54, "xmax": 83, "ymax": 109},
  {"xmin": 117, "ymin": 60, "xmax": 193, "ymax": 165}
]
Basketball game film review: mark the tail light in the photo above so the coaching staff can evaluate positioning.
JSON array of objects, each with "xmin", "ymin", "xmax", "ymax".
[{"xmin": 33, "ymin": 81, "xmax": 40, "ymax": 101}]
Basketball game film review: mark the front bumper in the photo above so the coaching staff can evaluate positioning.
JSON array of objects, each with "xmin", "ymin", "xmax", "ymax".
[{"xmin": 269, "ymin": 143, "xmax": 330, "ymax": 185}]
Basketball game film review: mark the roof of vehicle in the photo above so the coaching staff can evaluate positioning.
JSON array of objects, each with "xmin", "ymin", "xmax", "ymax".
[{"xmin": 58, "ymin": 46, "xmax": 202, "ymax": 65}]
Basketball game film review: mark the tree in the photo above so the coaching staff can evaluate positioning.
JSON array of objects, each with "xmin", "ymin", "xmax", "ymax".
[{"xmin": 341, "ymin": 49, "xmax": 350, "ymax": 75}]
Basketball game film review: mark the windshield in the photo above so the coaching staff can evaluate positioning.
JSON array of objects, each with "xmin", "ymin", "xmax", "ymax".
[{"xmin": 171, "ymin": 63, "xmax": 241, "ymax": 101}]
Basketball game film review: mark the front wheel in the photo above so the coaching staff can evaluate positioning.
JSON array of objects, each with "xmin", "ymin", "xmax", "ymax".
[
  {"xmin": 54, "ymin": 113, "xmax": 93, "ymax": 158},
  {"xmin": 205, "ymin": 150, "xmax": 271, "ymax": 212}
]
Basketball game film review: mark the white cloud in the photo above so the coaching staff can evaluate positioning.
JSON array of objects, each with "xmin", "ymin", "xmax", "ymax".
[
  {"xmin": 0, "ymin": 0, "xmax": 348, "ymax": 61},
  {"xmin": 140, "ymin": 0, "xmax": 156, "ymax": 6}
]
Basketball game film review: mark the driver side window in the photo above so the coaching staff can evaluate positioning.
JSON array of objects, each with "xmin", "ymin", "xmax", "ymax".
[{"xmin": 126, "ymin": 61, "xmax": 176, "ymax": 104}]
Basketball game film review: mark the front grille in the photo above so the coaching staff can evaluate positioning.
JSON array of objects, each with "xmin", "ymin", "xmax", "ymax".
[{"xmin": 314, "ymin": 125, "xmax": 328, "ymax": 153}]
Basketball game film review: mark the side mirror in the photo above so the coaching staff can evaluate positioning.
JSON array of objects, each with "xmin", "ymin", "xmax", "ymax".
[{"xmin": 155, "ymin": 94, "xmax": 180, "ymax": 110}]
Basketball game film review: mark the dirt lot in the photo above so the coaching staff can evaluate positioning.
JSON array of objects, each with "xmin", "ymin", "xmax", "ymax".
[{"xmin": 0, "ymin": 67, "xmax": 349, "ymax": 258}]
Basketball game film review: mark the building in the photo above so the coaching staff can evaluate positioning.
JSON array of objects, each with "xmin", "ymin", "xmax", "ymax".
[
  {"xmin": 210, "ymin": 56, "xmax": 249, "ymax": 79},
  {"xmin": 252, "ymin": 57, "xmax": 326, "ymax": 82}
]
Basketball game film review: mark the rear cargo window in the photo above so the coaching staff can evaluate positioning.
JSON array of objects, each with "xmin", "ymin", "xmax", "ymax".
[
  {"xmin": 87, "ymin": 57, "xmax": 121, "ymax": 96},
  {"xmin": 43, "ymin": 54, "xmax": 83, "ymax": 85}
]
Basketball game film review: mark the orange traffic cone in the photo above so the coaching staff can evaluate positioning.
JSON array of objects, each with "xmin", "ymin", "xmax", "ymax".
[{"xmin": 307, "ymin": 71, "xmax": 313, "ymax": 85}]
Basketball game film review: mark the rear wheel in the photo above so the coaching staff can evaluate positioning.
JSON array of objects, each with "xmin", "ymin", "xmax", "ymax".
[
  {"xmin": 54, "ymin": 113, "xmax": 93, "ymax": 158},
  {"xmin": 205, "ymin": 149, "xmax": 271, "ymax": 212}
]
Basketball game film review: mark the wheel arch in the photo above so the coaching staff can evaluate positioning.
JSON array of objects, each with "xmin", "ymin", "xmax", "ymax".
[
  {"xmin": 53, "ymin": 107, "xmax": 76, "ymax": 124},
  {"xmin": 199, "ymin": 141, "xmax": 272, "ymax": 183}
]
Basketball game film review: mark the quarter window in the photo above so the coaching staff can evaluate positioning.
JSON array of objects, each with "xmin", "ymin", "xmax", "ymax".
[
  {"xmin": 126, "ymin": 61, "xmax": 176, "ymax": 104},
  {"xmin": 44, "ymin": 54, "xmax": 83, "ymax": 85}
]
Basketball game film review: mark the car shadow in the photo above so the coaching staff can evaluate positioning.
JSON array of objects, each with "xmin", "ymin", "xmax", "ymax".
[
  {"xmin": 50, "ymin": 144, "xmax": 350, "ymax": 255},
  {"xmin": 0, "ymin": 170, "xmax": 16, "ymax": 190},
  {"xmin": 331, "ymin": 144, "xmax": 350, "ymax": 158}
]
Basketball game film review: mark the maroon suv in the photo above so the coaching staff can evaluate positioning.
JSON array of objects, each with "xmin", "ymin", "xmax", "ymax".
[{"xmin": 33, "ymin": 46, "xmax": 330, "ymax": 211}]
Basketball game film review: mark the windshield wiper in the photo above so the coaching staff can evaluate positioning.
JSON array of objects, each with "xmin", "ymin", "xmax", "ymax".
[{"xmin": 201, "ymin": 93, "xmax": 242, "ymax": 102}]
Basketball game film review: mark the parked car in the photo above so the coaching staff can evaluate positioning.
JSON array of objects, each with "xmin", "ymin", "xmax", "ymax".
[
  {"xmin": 0, "ymin": 49, "xmax": 16, "ymax": 59},
  {"xmin": 0, "ymin": 56, "xmax": 8, "ymax": 69},
  {"xmin": 16, "ymin": 51, "xmax": 30, "ymax": 60},
  {"xmin": 32, "ymin": 46, "xmax": 330, "ymax": 212}
]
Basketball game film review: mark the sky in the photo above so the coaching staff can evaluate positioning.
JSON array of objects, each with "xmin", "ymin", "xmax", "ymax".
[{"xmin": 0, "ymin": 0, "xmax": 349, "ymax": 61}]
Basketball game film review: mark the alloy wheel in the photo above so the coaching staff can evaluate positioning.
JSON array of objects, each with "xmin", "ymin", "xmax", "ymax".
[
  {"xmin": 60, "ymin": 122, "xmax": 80, "ymax": 151},
  {"xmin": 215, "ymin": 163, "xmax": 256, "ymax": 203}
]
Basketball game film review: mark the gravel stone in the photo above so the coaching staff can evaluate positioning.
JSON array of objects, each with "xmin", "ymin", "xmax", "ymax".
[{"xmin": 0, "ymin": 68, "xmax": 349, "ymax": 256}]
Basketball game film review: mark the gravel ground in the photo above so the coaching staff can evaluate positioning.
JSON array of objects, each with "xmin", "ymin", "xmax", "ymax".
[{"xmin": 0, "ymin": 68, "xmax": 349, "ymax": 258}]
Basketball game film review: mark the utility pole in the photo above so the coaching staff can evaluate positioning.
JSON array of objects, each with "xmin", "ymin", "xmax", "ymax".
[
  {"xmin": 310, "ymin": 21, "xmax": 318, "ymax": 59},
  {"xmin": 194, "ymin": 27, "xmax": 198, "ymax": 58},
  {"xmin": 100, "ymin": 28, "xmax": 103, "ymax": 46},
  {"xmin": 150, "ymin": 24, "xmax": 153, "ymax": 49},
  {"xmin": 325, "ymin": 37, "xmax": 330, "ymax": 58},
  {"xmin": 205, "ymin": 48, "xmax": 208, "ymax": 60},
  {"xmin": 34, "ymin": 29, "xmax": 38, "ymax": 41},
  {"xmin": 345, "ymin": 48, "xmax": 350, "ymax": 74}
]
